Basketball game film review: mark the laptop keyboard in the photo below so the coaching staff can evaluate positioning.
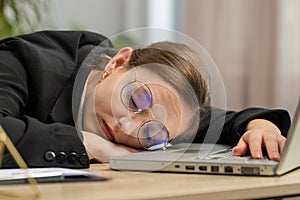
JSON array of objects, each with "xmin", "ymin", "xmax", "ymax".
[{"xmin": 196, "ymin": 151, "xmax": 269, "ymax": 161}]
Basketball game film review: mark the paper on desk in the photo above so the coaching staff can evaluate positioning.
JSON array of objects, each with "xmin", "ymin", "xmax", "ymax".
[{"xmin": 0, "ymin": 167, "xmax": 107, "ymax": 184}]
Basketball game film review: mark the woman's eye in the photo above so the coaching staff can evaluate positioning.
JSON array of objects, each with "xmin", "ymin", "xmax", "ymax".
[
  {"xmin": 121, "ymin": 82, "xmax": 152, "ymax": 112},
  {"xmin": 128, "ymin": 96, "xmax": 139, "ymax": 111},
  {"xmin": 131, "ymin": 86, "xmax": 152, "ymax": 111}
]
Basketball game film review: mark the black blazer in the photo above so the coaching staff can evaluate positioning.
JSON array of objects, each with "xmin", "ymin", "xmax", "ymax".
[
  {"xmin": 0, "ymin": 30, "xmax": 114, "ymax": 168},
  {"xmin": 0, "ymin": 31, "xmax": 291, "ymax": 169}
]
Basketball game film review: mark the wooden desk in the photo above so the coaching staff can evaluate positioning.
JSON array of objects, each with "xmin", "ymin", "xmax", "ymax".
[{"xmin": 1, "ymin": 164, "xmax": 300, "ymax": 200}]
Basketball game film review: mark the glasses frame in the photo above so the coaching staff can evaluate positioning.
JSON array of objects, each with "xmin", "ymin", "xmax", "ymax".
[
  {"xmin": 119, "ymin": 67, "xmax": 170, "ymax": 150},
  {"xmin": 121, "ymin": 79, "xmax": 153, "ymax": 113}
]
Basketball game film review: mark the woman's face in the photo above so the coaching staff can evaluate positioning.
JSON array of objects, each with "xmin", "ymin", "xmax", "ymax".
[{"xmin": 94, "ymin": 66, "xmax": 191, "ymax": 149}]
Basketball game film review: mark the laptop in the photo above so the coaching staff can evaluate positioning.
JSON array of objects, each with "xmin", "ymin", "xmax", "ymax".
[{"xmin": 110, "ymin": 101, "xmax": 300, "ymax": 176}]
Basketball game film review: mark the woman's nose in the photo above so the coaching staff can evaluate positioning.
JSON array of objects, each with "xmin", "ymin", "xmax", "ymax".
[
  {"xmin": 150, "ymin": 104, "xmax": 167, "ymax": 123},
  {"xmin": 118, "ymin": 108, "xmax": 153, "ymax": 132},
  {"xmin": 115, "ymin": 105, "xmax": 167, "ymax": 136},
  {"xmin": 117, "ymin": 115, "xmax": 135, "ymax": 135}
]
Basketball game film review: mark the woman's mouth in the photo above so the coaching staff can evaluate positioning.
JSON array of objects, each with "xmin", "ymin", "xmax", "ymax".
[{"xmin": 100, "ymin": 120, "xmax": 115, "ymax": 142}]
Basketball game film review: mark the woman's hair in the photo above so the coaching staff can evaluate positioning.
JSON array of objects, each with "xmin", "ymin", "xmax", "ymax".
[{"xmin": 123, "ymin": 41, "xmax": 210, "ymax": 141}]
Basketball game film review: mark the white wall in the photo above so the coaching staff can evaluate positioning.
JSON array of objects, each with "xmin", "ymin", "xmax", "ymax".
[
  {"xmin": 50, "ymin": 0, "xmax": 148, "ymax": 37},
  {"xmin": 275, "ymin": 0, "xmax": 300, "ymax": 116}
]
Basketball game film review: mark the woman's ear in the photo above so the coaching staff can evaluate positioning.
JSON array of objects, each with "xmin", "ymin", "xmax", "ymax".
[{"xmin": 103, "ymin": 47, "xmax": 133, "ymax": 75}]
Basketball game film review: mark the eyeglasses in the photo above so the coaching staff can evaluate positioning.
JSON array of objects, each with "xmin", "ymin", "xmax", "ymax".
[{"xmin": 120, "ymin": 68, "xmax": 169, "ymax": 150}]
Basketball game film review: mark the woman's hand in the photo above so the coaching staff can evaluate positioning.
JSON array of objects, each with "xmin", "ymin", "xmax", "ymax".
[
  {"xmin": 82, "ymin": 131, "xmax": 141, "ymax": 163},
  {"xmin": 232, "ymin": 119, "xmax": 286, "ymax": 161}
]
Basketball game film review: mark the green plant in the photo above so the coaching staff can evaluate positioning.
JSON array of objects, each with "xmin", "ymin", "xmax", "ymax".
[
  {"xmin": 112, "ymin": 35, "xmax": 137, "ymax": 50},
  {"xmin": 0, "ymin": 0, "xmax": 49, "ymax": 39}
]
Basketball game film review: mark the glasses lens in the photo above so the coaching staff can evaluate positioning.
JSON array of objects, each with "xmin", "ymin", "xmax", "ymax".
[
  {"xmin": 138, "ymin": 120, "xmax": 169, "ymax": 150},
  {"xmin": 121, "ymin": 81, "xmax": 152, "ymax": 112}
]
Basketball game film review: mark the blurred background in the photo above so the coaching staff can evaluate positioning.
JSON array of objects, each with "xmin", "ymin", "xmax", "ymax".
[{"xmin": 1, "ymin": 0, "xmax": 299, "ymax": 116}]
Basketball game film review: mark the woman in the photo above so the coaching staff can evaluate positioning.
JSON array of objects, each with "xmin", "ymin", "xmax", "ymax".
[{"xmin": 0, "ymin": 30, "xmax": 290, "ymax": 168}]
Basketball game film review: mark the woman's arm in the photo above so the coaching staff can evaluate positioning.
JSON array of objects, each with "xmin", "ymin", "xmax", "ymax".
[
  {"xmin": 0, "ymin": 30, "xmax": 113, "ymax": 168},
  {"xmin": 0, "ymin": 116, "xmax": 89, "ymax": 168},
  {"xmin": 0, "ymin": 46, "xmax": 89, "ymax": 168}
]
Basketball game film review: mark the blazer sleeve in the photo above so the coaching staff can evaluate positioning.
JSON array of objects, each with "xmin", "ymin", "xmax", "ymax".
[
  {"xmin": 194, "ymin": 107, "xmax": 291, "ymax": 146},
  {"xmin": 0, "ymin": 30, "xmax": 113, "ymax": 169}
]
